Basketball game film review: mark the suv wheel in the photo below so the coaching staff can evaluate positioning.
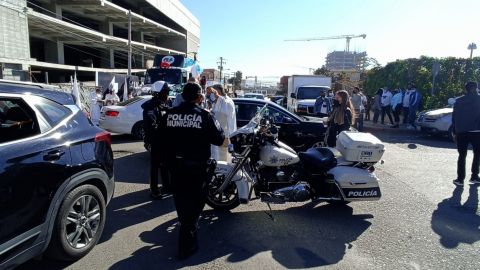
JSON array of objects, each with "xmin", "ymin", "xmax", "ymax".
[{"xmin": 46, "ymin": 185, "xmax": 106, "ymax": 261}]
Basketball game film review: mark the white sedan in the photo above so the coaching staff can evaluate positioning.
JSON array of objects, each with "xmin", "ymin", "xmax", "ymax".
[{"xmin": 99, "ymin": 95, "xmax": 151, "ymax": 139}]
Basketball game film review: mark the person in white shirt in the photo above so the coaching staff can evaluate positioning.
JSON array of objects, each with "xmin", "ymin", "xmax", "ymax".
[
  {"xmin": 89, "ymin": 87, "xmax": 103, "ymax": 126},
  {"xmin": 380, "ymin": 88, "xmax": 394, "ymax": 125},
  {"xmin": 105, "ymin": 88, "xmax": 120, "ymax": 106},
  {"xmin": 208, "ymin": 84, "xmax": 237, "ymax": 162}
]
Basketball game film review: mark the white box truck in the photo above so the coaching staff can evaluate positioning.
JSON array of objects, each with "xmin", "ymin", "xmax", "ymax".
[{"xmin": 287, "ymin": 75, "xmax": 332, "ymax": 115}]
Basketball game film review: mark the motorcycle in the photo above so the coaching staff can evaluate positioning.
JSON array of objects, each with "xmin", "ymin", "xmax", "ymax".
[{"xmin": 205, "ymin": 105, "xmax": 385, "ymax": 211}]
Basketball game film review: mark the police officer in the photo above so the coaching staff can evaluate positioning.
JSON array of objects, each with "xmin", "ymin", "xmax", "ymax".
[
  {"xmin": 142, "ymin": 81, "xmax": 172, "ymax": 199},
  {"xmin": 159, "ymin": 83, "xmax": 224, "ymax": 259}
]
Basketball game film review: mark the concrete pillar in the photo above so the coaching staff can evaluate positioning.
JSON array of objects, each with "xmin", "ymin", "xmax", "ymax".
[
  {"xmin": 57, "ymin": 41, "xmax": 64, "ymax": 64},
  {"xmin": 109, "ymin": 22, "xmax": 115, "ymax": 68},
  {"xmin": 55, "ymin": 4, "xmax": 62, "ymax": 19},
  {"xmin": 140, "ymin": 32, "xmax": 145, "ymax": 68}
]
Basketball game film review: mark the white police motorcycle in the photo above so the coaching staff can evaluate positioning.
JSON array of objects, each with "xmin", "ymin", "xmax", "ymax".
[{"xmin": 206, "ymin": 105, "xmax": 385, "ymax": 211}]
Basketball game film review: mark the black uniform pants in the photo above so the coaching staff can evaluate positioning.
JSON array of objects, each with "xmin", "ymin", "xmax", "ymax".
[
  {"xmin": 170, "ymin": 159, "xmax": 208, "ymax": 251},
  {"xmin": 381, "ymin": 106, "xmax": 394, "ymax": 124},
  {"xmin": 392, "ymin": 105, "xmax": 402, "ymax": 124},
  {"xmin": 456, "ymin": 132, "xmax": 480, "ymax": 181},
  {"xmin": 150, "ymin": 144, "xmax": 171, "ymax": 192}
]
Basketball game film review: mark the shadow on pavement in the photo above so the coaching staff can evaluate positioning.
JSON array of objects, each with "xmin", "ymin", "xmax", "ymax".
[
  {"xmin": 369, "ymin": 131, "xmax": 456, "ymax": 150},
  {"xmin": 113, "ymin": 151, "xmax": 150, "ymax": 184},
  {"xmin": 431, "ymin": 185, "xmax": 480, "ymax": 248},
  {"xmin": 109, "ymin": 203, "xmax": 373, "ymax": 270},
  {"xmin": 100, "ymin": 189, "xmax": 176, "ymax": 244},
  {"xmin": 110, "ymin": 134, "xmax": 140, "ymax": 145},
  {"xmin": 18, "ymin": 190, "xmax": 176, "ymax": 270}
]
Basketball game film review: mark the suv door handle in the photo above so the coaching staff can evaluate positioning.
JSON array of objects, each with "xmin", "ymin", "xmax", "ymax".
[{"xmin": 43, "ymin": 150, "xmax": 65, "ymax": 161}]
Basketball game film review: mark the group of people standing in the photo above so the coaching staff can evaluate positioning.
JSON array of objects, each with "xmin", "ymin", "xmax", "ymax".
[
  {"xmin": 371, "ymin": 83, "xmax": 422, "ymax": 129},
  {"xmin": 89, "ymin": 86, "xmax": 122, "ymax": 126},
  {"xmin": 142, "ymin": 80, "xmax": 236, "ymax": 259}
]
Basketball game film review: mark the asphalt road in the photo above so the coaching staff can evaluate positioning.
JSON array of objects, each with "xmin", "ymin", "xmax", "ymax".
[{"xmin": 18, "ymin": 130, "xmax": 479, "ymax": 270}]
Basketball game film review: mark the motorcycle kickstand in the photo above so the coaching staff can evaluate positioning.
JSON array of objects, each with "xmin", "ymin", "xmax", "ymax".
[{"xmin": 264, "ymin": 203, "xmax": 275, "ymax": 222}]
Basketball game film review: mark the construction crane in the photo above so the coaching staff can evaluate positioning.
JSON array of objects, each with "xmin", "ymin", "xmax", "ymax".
[{"xmin": 285, "ymin": 34, "xmax": 366, "ymax": 52}]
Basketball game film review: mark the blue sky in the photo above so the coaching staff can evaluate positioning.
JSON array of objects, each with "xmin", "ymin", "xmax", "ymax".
[{"xmin": 181, "ymin": 0, "xmax": 479, "ymax": 80}]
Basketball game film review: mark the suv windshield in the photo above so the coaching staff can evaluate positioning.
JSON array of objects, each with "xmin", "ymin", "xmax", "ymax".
[{"xmin": 297, "ymin": 87, "xmax": 330, "ymax": 99}]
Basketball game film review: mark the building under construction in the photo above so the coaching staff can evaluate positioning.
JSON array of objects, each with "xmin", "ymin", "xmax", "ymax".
[
  {"xmin": 325, "ymin": 51, "xmax": 367, "ymax": 72},
  {"xmin": 0, "ymin": 0, "xmax": 200, "ymax": 83}
]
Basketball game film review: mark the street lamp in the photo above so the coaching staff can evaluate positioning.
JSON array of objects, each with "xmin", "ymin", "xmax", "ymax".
[{"xmin": 468, "ymin": 42, "xmax": 477, "ymax": 59}]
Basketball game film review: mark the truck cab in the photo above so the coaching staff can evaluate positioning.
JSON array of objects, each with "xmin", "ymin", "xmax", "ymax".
[
  {"xmin": 289, "ymin": 85, "xmax": 331, "ymax": 115},
  {"xmin": 286, "ymin": 75, "xmax": 331, "ymax": 115}
]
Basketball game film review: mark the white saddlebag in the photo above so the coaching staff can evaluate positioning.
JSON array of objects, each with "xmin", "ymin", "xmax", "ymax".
[{"xmin": 336, "ymin": 131, "xmax": 385, "ymax": 163}]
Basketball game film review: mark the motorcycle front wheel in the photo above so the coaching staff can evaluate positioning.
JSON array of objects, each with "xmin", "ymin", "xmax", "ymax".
[{"xmin": 205, "ymin": 177, "xmax": 240, "ymax": 211}]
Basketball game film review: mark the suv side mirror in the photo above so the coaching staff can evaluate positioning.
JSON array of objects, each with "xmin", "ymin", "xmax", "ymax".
[{"xmin": 290, "ymin": 93, "xmax": 296, "ymax": 98}]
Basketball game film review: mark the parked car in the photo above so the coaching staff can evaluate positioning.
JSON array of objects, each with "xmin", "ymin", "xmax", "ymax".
[
  {"xmin": 269, "ymin": 95, "xmax": 284, "ymax": 103},
  {"xmin": 0, "ymin": 81, "xmax": 114, "ymax": 269},
  {"xmin": 233, "ymin": 98, "xmax": 327, "ymax": 151},
  {"xmin": 99, "ymin": 95, "xmax": 152, "ymax": 139},
  {"xmin": 243, "ymin": 93, "xmax": 265, "ymax": 100},
  {"xmin": 416, "ymin": 98, "xmax": 455, "ymax": 141}
]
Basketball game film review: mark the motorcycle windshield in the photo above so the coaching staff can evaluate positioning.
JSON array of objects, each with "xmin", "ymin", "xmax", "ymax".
[
  {"xmin": 229, "ymin": 104, "xmax": 268, "ymax": 138},
  {"xmin": 250, "ymin": 104, "xmax": 269, "ymax": 125}
]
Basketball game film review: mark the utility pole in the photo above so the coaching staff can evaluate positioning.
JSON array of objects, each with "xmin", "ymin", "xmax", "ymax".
[
  {"xmin": 217, "ymin": 57, "xmax": 226, "ymax": 84},
  {"xmin": 468, "ymin": 43, "xmax": 477, "ymax": 59},
  {"xmin": 127, "ymin": 10, "xmax": 132, "ymax": 76}
]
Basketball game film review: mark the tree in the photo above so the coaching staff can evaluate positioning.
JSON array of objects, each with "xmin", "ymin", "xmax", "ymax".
[
  {"xmin": 314, "ymin": 66, "xmax": 332, "ymax": 77},
  {"xmin": 363, "ymin": 56, "xmax": 480, "ymax": 109},
  {"xmin": 233, "ymin": 71, "xmax": 243, "ymax": 90}
]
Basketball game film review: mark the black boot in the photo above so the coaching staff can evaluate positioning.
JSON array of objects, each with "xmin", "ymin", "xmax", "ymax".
[
  {"xmin": 177, "ymin": 229, "xmax": 199, "ymax": 260},
  {"xmin": 150, "ymin": 189, "xmax": 162, "ymax": 200}
]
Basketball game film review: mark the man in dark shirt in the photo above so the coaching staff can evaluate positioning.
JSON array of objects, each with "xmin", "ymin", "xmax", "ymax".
[
  {"xmin": 452, "ymin": 81, "xmax": 480, "ymax": 186},
  {"xmin": 142, "ymin": 81, "xmax": 171, "ymax": 199},
  {"xmin": 160, "ymin": 83, "xmax": 225, "ymax": 259}
]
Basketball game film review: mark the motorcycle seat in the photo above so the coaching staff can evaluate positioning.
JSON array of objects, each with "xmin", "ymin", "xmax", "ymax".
[{"xmin": 298, "ymin": 147, "xmax": 337, "ymax": 173}]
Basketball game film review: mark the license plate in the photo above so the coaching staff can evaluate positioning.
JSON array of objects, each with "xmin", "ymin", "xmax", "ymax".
[
  {"xmin": 360, "ymin": 151, "xmax": 373, "ymax": 158},
  {"xmin": 343, "ymin": 187, "xmax": 381, "ymax": 199}
]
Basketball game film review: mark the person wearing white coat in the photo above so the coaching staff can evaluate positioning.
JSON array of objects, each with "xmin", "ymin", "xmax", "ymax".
[{"xmin": 209, "ymin": 84, "xmax": 237, "ymax": 162}]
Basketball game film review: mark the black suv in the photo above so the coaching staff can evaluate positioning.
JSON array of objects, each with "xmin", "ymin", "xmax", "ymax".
[
  {"xmin": 233, "ymin": 98, "xmax": 327, "ymax": 151},
  {"xmin": 0, "ymin": 81, "xmax": 114, "ymax": 269}
]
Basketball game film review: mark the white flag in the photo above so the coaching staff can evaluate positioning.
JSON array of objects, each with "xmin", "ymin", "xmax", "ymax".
[
  {"xmin": 109, "ymin": 76, "xmax": 116, "ymax": 92},
  {"xmin": 123, "ymin": 77, "xmax": 128, "ymax": 101},
  {"xmin": 72, "ymin": 72, "xmax": 83, "ymax": 110}
]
